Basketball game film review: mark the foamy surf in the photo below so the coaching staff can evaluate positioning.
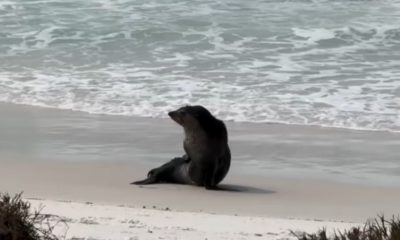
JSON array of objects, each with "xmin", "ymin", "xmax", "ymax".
[{"xmin": 0, "ymin": 0, "xmax": 399, "ymax": 132}]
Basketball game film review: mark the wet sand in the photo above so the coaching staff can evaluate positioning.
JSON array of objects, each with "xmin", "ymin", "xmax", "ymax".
[{"xmin": 1, "ymin": 158, "xmax": 400, "ymax": 222}]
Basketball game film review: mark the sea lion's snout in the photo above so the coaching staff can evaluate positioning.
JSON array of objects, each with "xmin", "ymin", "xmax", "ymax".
[
  {"xmin": 168, "ymin": 110, "xmax": 178, "ymax": 120},
  {"xmin": 168, "ymin": 110, "xmax": 183, "ymax": 125},
  {"xmin": 168, "ymin": 111, "xmax": 175, "ymax": 118}
]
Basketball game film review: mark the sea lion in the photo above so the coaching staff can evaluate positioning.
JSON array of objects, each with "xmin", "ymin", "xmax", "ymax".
[{"xmin": 132, "ymin": 105, "xmax": 231, "ymax": 190}]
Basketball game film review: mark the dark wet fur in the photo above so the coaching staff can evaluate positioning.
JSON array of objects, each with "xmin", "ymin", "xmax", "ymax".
[
  {"xmin": 132, "ymin": 105, "xmax": 231, "ymax": 190},
  {"xmin": 132, "ymin": 156, "xmax": 191, "ymax": 185},
  {"xmin": 183, "ymin": 106, "xmax": 227, "ymax": 140}
]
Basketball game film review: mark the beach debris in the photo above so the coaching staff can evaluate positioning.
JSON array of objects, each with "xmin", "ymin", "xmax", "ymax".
[{"xmin": 79, "ymin": 217, "xmax": 99, "ymax": 225}]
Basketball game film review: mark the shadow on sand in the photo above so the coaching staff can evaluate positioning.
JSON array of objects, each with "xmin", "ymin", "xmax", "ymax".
[
  {"xmin": 217, "ymin": 184, "xmax": 276, "ymax": 194},
  {"xmin": 136, "ymin": 183, "xmax": 275, "ymax": 194}
]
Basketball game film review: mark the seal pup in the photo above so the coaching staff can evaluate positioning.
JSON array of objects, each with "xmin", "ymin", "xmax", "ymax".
[{"xmin": 132, "ymin": 105, "xmax": 231, "ymax": 190}]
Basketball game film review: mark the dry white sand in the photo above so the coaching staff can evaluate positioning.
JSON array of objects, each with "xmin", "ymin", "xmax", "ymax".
[{"xmin": 28, "ymin": 198, "xmax": 359, "ymax": 240}]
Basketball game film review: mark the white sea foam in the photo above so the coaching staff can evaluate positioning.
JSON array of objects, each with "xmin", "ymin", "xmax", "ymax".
[
  {"xmin": 292, "ymin": 28, "xmax": 336, "ymax": 44},
  {"xmin": 1, "ymin": 0, "xmax": 400, "ymax": 132}
]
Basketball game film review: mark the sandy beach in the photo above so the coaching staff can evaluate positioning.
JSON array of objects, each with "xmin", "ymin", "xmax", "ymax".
[
  {"xmin": 1, "ymin": 103, "xmax": 400, "ymax": 239},
  {"xmin": 2, "ymin": 0, "xmax": 400, "ymax": 238}
]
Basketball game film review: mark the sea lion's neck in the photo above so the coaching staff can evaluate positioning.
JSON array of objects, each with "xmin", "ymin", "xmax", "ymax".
[
  {"xmin": 183, "ymin": 126, "xmax": 208, "ymax": 143},
  {"xmin": 183, "ymin": 126, "xmax": 209, "ymax": 158}
]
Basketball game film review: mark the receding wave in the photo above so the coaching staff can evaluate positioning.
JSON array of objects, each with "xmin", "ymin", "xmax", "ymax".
[{"xmin": 1, "ymin": 0, "xmax": 400, "ymax": 132}]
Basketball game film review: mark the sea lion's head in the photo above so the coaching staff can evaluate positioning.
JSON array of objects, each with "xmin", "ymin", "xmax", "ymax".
[
  {"xmin": 169, "ymin": 105, "xmax": 226, "ymax": 140},
  {"xmin": 168, "ymin": 105, "xmax": 214, "ymax": 129}
]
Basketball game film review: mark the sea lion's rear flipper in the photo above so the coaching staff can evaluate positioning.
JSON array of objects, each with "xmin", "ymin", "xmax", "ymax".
[
  {"xmin": 131, "ymin": 176, "xmax": 157, "ymax": 185},
  {"xmin": 131, "ymin": 169, "xmax": 158, "ymax": 185},
  {"xmin": 131, "ymin": 157, "xmax": 189, "ymax": 185}
]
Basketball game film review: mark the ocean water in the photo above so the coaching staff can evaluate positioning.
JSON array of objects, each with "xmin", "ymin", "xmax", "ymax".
[{"xmin": 0, "ymin": 0, "xmax": 400, "ymax": 132}]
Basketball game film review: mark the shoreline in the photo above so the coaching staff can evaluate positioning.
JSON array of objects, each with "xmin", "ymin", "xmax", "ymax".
[{"xmin": 3, "ymin": 102, "xmax": 400, "ymax": 134}]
